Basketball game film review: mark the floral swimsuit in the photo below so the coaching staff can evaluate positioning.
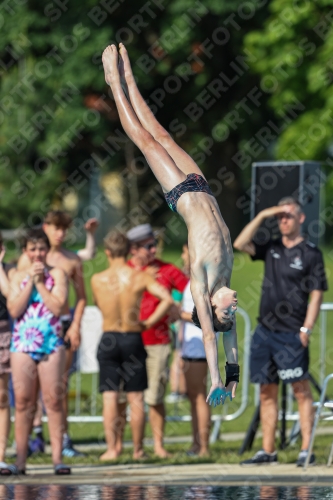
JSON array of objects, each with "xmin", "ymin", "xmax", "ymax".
[{"xmin": 10, "ymin": 271, "xmax": 63, "ymax": 362}]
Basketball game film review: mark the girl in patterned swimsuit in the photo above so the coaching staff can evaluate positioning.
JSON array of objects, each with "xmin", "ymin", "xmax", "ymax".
[
  {"xmin": 7, "ymin": 229, "xmax": 70, "ymax": 475},
  {"xmin": 102, "ymin": 45, "xmax": 239, "ymax": 406},
  {"xmin": 11, "ymin": 272, "xmax": 63, "ymax": 362}
]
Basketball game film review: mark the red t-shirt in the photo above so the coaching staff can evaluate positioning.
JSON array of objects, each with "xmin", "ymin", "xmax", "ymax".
[{"xmin": 127, "ymin": 258, "xmax": 188, "ymax": 345}]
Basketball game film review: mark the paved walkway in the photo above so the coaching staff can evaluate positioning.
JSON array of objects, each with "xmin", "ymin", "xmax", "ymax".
[{"xmin": 1, "ymin": 463, "xmax": 333, "ymax": 486}]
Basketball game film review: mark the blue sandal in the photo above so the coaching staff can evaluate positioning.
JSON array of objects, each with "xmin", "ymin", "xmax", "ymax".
[{"xmin": 0, "ymin": 463, "xmax": 25, "ymax": 475}]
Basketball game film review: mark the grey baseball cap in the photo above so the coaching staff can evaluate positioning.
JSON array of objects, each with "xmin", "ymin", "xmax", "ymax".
[{"xmin": 126, "ymin": 223, "xmax": 154, "ymax": 243}]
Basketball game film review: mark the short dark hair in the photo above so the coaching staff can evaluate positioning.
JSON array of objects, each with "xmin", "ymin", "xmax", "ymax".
[
  {"xmin": 104, "ymin": 230, "xmax": 130, "ymax": 257},
  {"xmin": 44, "ymin": 210, "xmax": 72, "ymax": 229},
  {"xmin": 23, "ymin": 229, "xmax": 50, "ymax": 249},
  {"xmin": 192, "ymin": 305, "xmax": 234, "ymax": 332},
  {"xmin": 278, "ymin": 197, "xmax": 303, "ymax": 213}
]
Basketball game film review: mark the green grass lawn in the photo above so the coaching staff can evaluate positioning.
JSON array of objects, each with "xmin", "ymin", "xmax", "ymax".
[
  {"xmin": 7, "ymin": 435, "xmax": 333, "ymax": 467},
  {"xmin": 62, "ymin": 247, "xmax": 333, "ymax": 445}
]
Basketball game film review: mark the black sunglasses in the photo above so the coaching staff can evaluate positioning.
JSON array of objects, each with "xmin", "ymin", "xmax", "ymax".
[{"xmin": 140, "ymin": 241, "xmax": 157, "ymax": 250}]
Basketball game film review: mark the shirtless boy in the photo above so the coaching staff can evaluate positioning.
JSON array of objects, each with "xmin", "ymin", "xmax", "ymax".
[
  {"xmin": 91, "ymin": 230, "xmax": 173, "ymax": 460},
  {"xmin": 102, "ymin": 44, "xmax": 239, "ymax": 405},
  {"xmin": 17, "ymin": 211, "xmax": 88, "ymax": 456}
]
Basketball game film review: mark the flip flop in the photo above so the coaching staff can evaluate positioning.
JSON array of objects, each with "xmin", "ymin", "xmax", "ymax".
[
  {"xmin": 54, "ymin": 463, "xmax": 71, "ymax": 475},
  {"xmin": 0, "ymin": 463, "xmax": 26, "ymax": 476}
]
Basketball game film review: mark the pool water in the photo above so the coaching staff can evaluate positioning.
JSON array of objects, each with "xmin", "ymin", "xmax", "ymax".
[{"xmin": 1, "ymin": 485, "xmax": 333, "ymax": 500}]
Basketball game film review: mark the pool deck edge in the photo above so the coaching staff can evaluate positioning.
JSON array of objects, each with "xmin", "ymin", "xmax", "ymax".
[{"xmin": 1, "ymin": 463, "xmax": 333, "ymax": 486}]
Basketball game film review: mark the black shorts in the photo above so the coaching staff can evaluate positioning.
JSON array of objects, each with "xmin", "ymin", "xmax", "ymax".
[
  {"xmin": 250, "ymin": 324, "xmax": 309, "ymax": 385},
  {"xmin": 97, "ymin": 331, "xmax": 148, "ymax": 393}
]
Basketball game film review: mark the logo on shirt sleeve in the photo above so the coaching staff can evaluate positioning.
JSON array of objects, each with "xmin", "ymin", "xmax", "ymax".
[
  {"xmin": 290, "ymin": 256, "xmax": 303, "ymax": 270},
  {"xmin": 270, "ymin": 249, "xmax": 281, "ymax": 259}
]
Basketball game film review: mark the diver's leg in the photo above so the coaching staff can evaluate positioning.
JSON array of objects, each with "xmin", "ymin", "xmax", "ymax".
[
  {"xmin": 102, "ymin": 45, "xmax": 186, "ymax": 193},
  {"xmin": 119, "ymin": 43, "xmax": 204, "ymax": 178}
]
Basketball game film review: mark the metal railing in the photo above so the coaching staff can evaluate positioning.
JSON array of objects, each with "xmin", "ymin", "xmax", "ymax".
[
  {"xmin": 49, "ymin": 302, "xmax": 333, "ymax": 443},
  {"xmin": 254, "ymin": 302, "xmax": 333, "ymax": 424},
  {"xmin": 209, "ymin": 307, "xmax": 251, "ymax": 442},
  {"xmin": 64, "ymin": 306, "xmax": 252, "ymax": 435},
  {"xmin": 319, "ymin": 303, "xmax": 333, "ymax": 386},
  {"xmin": 304, "ymin": 373, "xmax": 333, "ymax": 470}
]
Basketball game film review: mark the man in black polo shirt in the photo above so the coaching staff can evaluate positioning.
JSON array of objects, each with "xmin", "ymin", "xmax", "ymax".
[{"xmin": 234, "ymin": 196, "xmax": 327, "ymax": 467}]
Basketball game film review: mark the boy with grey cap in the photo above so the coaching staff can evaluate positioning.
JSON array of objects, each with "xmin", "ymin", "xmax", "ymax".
[
  {"xmin": 127, "ymin": 224, "xmax": 188, "ymax": 458},
  {"xmin": 127, "ymin": 224, "xmax": 154, "ymax": 243}
]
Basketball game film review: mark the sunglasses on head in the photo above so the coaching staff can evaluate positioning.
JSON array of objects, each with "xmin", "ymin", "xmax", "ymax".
[{"xmin": 140, "ymin": 241, "xmax": 157, "ymax": 250}]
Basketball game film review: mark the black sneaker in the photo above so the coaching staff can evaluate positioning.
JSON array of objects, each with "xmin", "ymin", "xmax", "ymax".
[
  {"xmin": 240, "ymin": 450, "xmax": 278, "ymax": 466},
  {"xmin": 296, "ymin": 450, "xmax": 315, "ymax": 467}
]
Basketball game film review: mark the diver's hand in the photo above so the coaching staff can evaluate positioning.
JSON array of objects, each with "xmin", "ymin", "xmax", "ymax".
[
  {"xmin": 207, "ymin": 382, "xmax": 232, "ymax": 407},
  {"xmin": 225, "ymin": 381, "xmax": 237, "ymax": 399}
]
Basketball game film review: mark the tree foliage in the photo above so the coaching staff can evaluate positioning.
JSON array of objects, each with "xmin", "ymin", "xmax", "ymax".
[
  {"xmin": 244, "ymin": 0, "xmax": 333, "ymax": 162},
  {"xmin": 0, "ymin": 0, "xmax": 272, "ymax": 235}
]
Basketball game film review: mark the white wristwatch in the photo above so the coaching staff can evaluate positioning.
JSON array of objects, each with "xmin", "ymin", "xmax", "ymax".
[{"xmin": 300, "ymin": 327, "xmax": 312, "ymax": 335}]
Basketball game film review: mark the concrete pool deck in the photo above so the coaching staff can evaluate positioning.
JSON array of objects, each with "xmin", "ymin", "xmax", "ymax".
[{"xmin": 1, "ymin": 463, "xmax": 333, "ymax": 487}]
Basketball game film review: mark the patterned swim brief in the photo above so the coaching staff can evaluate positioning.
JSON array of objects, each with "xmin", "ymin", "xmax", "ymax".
[{"xmin": 164, "ymin": 173, "xmax": 214, "ymax": 213}]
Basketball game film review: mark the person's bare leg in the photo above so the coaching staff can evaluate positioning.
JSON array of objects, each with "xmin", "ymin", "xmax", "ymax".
[
  {"xmin": 183, "ymin": 360, "xmax": 199, "ymax": 452},
  {"xmin": 127, "ymin": 392, "xmax": 146, "ymax": 459},
  {"xmin": 188, "ymin": 396, "xmax": 200, "ymax": 453},
  {"xmin": 102, "ymin": 45, "xmax": 185, "ymax": 193},
  {"xmin": 100, "ymin": 391, "xmax": 121, "ymax": 460},
  {"xmin": 149, "ymin": 404, "xmax": 171, "ymax": 458},
  {"xmin": 195, "ymin": 394, "xmax": 210, "ymax": 456},
  {"xmin": 185, "ymin": 362, "xmax": 210, "ymax": 456},
  {"xmin": 116, "ymin": 400, "xmax": 127, "ymax": 455},
  {"xmin": 10, "ymin": 353, "xmax": 38, "ymax": 470},
  {"xmin": 119, "ymin": 43, "xmax": 204, "ymax": 178},
  {"xmin": 62, "ymin": 349, "xmax": 73, "ymax": 435},
  {"xmin": 260, "ymin": 384, "xmax": 279, "ymax": 454},
  {"xmin": 32, "ymin": 392, "xmax": 43, "ymax": 428},
  {"xmin": 292, "ymin": 380, "xmax": 314, "ymax": 451},
  {"xmin": 38, "ymin": 348, "xmax": 66, "ymax": 466},
  {"xmin": 169, "ymin": 351, "xmax": 186, "ymax": 395},
  {"xmin": 0, "ymin": 373, "xmax": 10, "ymax": 462}
]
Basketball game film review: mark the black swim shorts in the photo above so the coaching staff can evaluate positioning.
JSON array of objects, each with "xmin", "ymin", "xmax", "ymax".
[
  {"xmin": 250, "ymin": 324, "xmax": 309, "ymax": 385},
  {"xmin": 97, "ymin": 331, "xmax": 148, "ymax": 393}
]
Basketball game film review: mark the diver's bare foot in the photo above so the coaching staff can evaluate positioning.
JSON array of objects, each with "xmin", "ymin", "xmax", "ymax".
[
  {"xmin": 102, "ymin": 45, "xmax": 119, "ymax": 85},
  {"xmin": 99, "ymin": 450, "xmax": 120, "ymax": 461},
  {"xmin": 154, "ymin": 447, "xmax": 172, "ymax": 458},
  {"xmin": 119, "ymin": 43, "xmax": 134, "ymax": 83},
  {"xmin": 118, "ymin": 48, "xmax": 125, "ymax": 81},
  {"xmin": 118, "ymin": 50, "xmax": 128, "ymax": 95}
]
